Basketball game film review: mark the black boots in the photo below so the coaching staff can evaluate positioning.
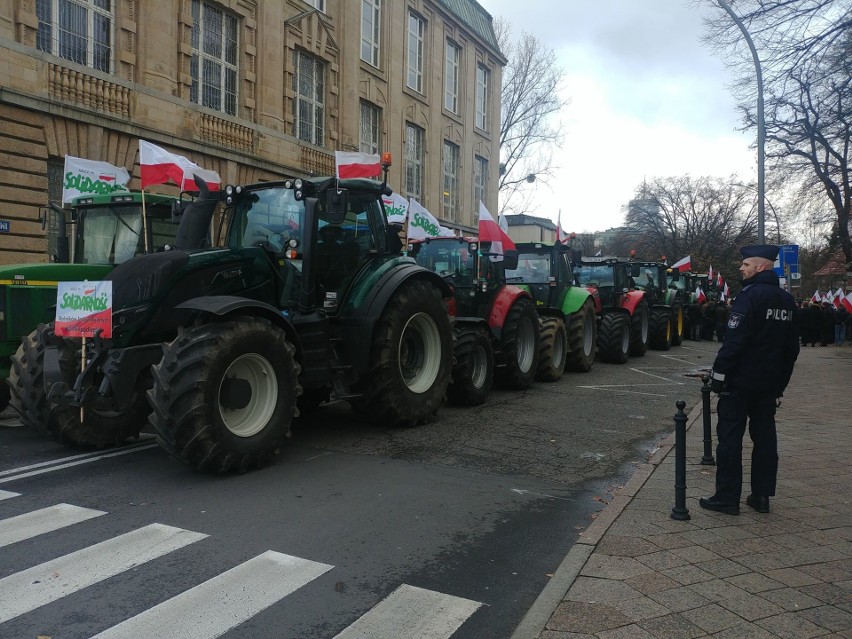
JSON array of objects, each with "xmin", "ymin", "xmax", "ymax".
[
  {"xmin": 746, "ymin": 494, "xmax": 770, "ymax": 513},
  {"xmin": 698, "ymin": 496, "xmax": 740, "ymax": 515}
]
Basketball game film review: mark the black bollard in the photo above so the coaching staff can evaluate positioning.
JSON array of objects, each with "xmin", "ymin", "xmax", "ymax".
[
  {"xmin": 671, "ymin": 400, "xmax": 691, "ymax": 520},
  {"xmin": 700, "ymin": 376, "xmax": 715, "ymax": 465}
]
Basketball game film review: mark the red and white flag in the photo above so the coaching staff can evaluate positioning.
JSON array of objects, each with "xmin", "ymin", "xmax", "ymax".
[
  {"xmin": 695, "ymin": 286, "xmax": 707, "ymax": 304},
  {"xmin": 842, "ymin": 292, "xmax": 852, "ymax": 313},
  {"xmin": 478, "ymin": 201, "xmax": 515, "ymax": 260},
  {"xmin": 334, "ymin": 151, "xmax": 381, "ymax": 179},
  {"xmin": 721, "ymin": 281, "xmax": 730, "ymax": 301},
  {"xmin": 811, "ymin": 289, "xmax": 821, "ymax": 303},
  {"xmin": 671, "ymin": 255, "xmax": 691, "ymax": 272},
  {"xmin": 139, "ymin": 140, "xmax": 220, "ymax": 191},
  {"xmin": 834, "ymin": 287, "xmax": 845, "ymax": 309},
  {"xmin": 716, "ymin": 272, "xmax": 723, "ymax": 288},
  {"xmin": 708, "ymin": 264, "xmax": 714, "ymax": 281}
]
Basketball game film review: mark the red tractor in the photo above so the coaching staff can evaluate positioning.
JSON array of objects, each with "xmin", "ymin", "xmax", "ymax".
[
  {"xmin": 410, "ymin": 237, "xmax": 540, "ymax": 406},
  {"xmin": 573, "ymin": 256, "xmax": 649, "ymax": 364}
]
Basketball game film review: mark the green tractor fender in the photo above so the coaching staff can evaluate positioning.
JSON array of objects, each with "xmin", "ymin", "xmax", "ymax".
[
  {"xmin": 175, "ymin": 295, "xmax": 302, "ymax": 362},
  {"xmin": 560, "ymin": 286, "xmax": 593, "ymax": 316},
  {"xmin": 337, "ymin": 260, "xmax": 452, "ymax": 378}
]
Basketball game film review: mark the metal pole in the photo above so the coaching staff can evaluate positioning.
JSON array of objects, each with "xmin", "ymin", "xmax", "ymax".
[
  {"xmin": 716, "ymin": 0, "xmax": 765, "ymax": 244},
  {"xmin": 701, "ymin": 376, "xmax": 715, "ymax": 465},
  {"xmin": 671, "ymin": 400, "xmax": 691, "ymax": 520}
]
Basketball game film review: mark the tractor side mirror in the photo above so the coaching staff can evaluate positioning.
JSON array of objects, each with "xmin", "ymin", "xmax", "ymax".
[
  {"xmin": 171, "ymin": 200, "xmax": 184, "ymax": 222},
  {"xmin": 325, "ymin": 188, "xmax": 348, "ymax": 225},
  {"xmin": 630, "ymin": 263, "xmax": 641, "ymax": 277},
  {"xmin": 502, "ymin": 249, "xmax": 519, "ymax": 271}
]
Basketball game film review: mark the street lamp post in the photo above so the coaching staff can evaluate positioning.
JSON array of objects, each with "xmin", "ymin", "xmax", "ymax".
[{"xmin": 716, "ymin": 0, "xmax": 765, "ymax": 244}]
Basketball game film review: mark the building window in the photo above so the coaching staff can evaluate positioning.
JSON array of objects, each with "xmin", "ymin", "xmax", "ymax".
[
  {"xmin": 190, "ymin": 0, "xmax": 238, "ymax": 116},
  {"xmin": 360, "ymin": 100, "xmax": 381, "ymax": 155},
  {"xmin": 360, "ymin": 0, "xmax": 381, "ymax": 67},
  {"xmin": 442, "ymin": 141, "xmax": 459, "ymax": 221},
  {"xmin": 406, "ymin": 12, "xmax": 425, "ymax": 93},
  {"xmin": 304, "ymin": 0, "xmax": 325, "ymax": 11},
  {"xmin": 36, "ymin": 0, "xmax": 113, "ymax": 73},
  {"xmin": 292, "ymin": 50, "xmax": 325, "ymax": 146},
  {"xmin": 405, "ymin": 123, "xmax": 424, "ymax": 201},
  {"xmin": 475, "ymin": 64, "xmax": 490, "ymax": 131},
  {"xmin": 473, "ymin": 155, "xmax": 488, "ymax": 208},
  {"xmin": 444, "ymin": 40, "xmax": 460, "ymax": 113}
]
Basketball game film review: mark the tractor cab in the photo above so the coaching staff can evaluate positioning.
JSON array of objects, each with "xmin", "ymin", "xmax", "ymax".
[
  {"xmin": 504, "ymin": 242, "xmax": 574, "ymax": 309},
  {"xmin": 574, "ymin": 256, "xmax": 632, "ymax": 307},
  {"xmin": 632, "ymin": 261, "xmax": 669, "ymax": 300}
]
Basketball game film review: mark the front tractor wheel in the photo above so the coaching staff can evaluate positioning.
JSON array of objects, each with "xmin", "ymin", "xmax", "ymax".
[
  {"xmin": 360, "ymin": 279, "xmax": 452, "ymax": 426},
  {"xmin": 598, "ymin": 312, "xmax": 630, "ymax": 364},
  {"xmin": 495, "ymin": 296, "xmax": 540, "ymax": 390},
  {"xmin": 536, "ymin": 317, "xmax": 567, "ymax": 382},
  {"xmin": 8, "ymin": 326, "xmax": 51, "ymax": 433},
  {"xmin": 447, "ymin": 326, "xmax": 494, "ymax": 406},
  {"xmin": 670, "ymin": 302, "xmax": 685, "ymax": 346},
  {"xmin": 649, "ymin": 308, "xmax": 673, "ymax": 351},
  {"xmin": 565, "ymin": 298, "xmax": 597, "ymax": 373},
  {"xmin": 630, "ymin": 299, "xmax": 650, "ymax": 357},
  {"xmin": 149, "ymin": 318, "xmax": 300, "ymax": 473}
]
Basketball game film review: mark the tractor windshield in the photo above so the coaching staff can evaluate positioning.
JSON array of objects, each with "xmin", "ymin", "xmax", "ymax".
[
  {"xmin": 410, "ymin": 239, "xmax": 476, "ymax": 286},
  {"xmin": 505, "ymin": 253, "xmax": 550, "ymax": 283},
  {"xmin": 575, "ymin": 264, "xmax": 614, "ymax": 288},
  {"xmin": 74, "ymin": 202, "xmax": 181, "ymax": 264},
  {"xmin": 230, "ymin": 187, "xmax": 304, "ymax": 251}
]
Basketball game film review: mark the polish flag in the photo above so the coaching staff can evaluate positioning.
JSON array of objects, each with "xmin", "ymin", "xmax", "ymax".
[
  {"xmin": 334, "ymin": 151, "xmax": 381, "ymax": 179},
  {"xmin": 139, "ymin": 140, "xmax": 220, "ymax": 191},
  {"xmin": 842, "ymin": 292, "xmax": 852, "ymax": 313},
  {"xmin": 671, "ymin": 255, "xmax": 691, "ymax": 272},
  {"xmin": 721, "ymin": 281, "xmax": 730, "ymax": 302},
  {"xmin": 716, "ymin": 272, "xmax": 723, "ymax": 288},
  {"xmin": 708, "ymin": 264, "xmax": 714, "ymax": 281},
  {"xmin": 478, "ymin": 201, "xmax": 515, "ymax": 259},
  {"xmin": 834, "ymin": 287, "xmax": 845, "ymax": 309},
  {"xmin": 555, "ymin": 210, "xmax": 570, "ymax": 245},
  {"xmin": 695, "ymin": 286, "xmax": 707, "ymax": 304},
  {"xmin": 811, "ymin": 289, "xmax": 821, "ymax": 303}
]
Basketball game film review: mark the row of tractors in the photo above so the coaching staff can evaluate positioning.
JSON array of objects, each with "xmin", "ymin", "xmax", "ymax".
[{"xmin": 4, "ymin": 171, "xmax": 691, "ymax": 474}]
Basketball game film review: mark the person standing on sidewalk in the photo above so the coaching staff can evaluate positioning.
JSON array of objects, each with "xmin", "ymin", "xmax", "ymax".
[{"xmin": 700, "ymin": 245, "xmax": 800, "ymax": 515}]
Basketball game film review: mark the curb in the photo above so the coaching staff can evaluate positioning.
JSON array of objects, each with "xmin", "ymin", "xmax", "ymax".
[{"xmin": 509, "ymin": 400, "xmax": 704, "ymax": 639}]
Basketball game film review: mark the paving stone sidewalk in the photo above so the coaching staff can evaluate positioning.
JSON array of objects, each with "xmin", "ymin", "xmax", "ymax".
[{"xmin": 514, "ymin": 345, "xmax": 852, "ymax": 639}]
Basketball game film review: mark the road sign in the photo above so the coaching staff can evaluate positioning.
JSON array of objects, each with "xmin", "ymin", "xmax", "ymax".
[
  {"xmin": 0, "ymin": 220, "xmax": 9, "ymax": 233},
  {"xmin": 773, "ymin": 244, "xmax": 798, "ymax": 277}
]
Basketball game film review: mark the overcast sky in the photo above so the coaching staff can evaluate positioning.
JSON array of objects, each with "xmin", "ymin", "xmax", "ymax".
[{"xmin": 478, "ymin": 0, "xmax": 757, "ymax": 233}]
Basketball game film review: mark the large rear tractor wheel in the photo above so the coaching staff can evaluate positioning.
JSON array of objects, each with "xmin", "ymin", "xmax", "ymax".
[
  {"xmin": 649, "ymin": 308, "xmax": 673, "ymax": 351},
  {"xmin": 495, "ymin": 296, "xmax": 540, "ymax": 390},
  {"xmin": 670, "ymin": 302, "xmax": 684, "ymax": 346},
  {"xmin": 360, "ymin": 279, "xmax": 452, "ymax": 426},
  {"xmin": 536, "ymin": 317, "xmax": 567, "ymax": 382},
  {"xmin": 7, "ymin": 326, "xmax": 50, "ymax": 432},
  {"xmin": 149, "ymin": 318, "xmax": 300, "ymax": 473},
  {"xmin": 565, "ymin": 298, "xmax": 597, "ymax": 373},
  {"xmin": 598, "ymin": 312, "xmax": 630, "ymax": 364},
  {"xmin": 630, "ymin": 299, "xmax": 650, "ymax": 357},
  {"xmin": 447, "ymin": 326, "xmax": 493, "ymax": 406}
]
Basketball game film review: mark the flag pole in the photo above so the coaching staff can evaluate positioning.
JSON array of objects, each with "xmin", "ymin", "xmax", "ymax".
[{"xmin": 141, "ymin": 188, "xmax": 150, "ymax": 254}]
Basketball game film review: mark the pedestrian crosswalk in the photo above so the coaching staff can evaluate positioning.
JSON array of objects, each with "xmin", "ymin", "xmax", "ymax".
[{"xmin": 0, "ymin": 492, "xmax": 483, "ymax": 638}]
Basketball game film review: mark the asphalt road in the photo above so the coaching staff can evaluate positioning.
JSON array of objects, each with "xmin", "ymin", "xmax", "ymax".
[{"xmin": 0, "ymin": 338, "xmax": 721, "ymax": 638}]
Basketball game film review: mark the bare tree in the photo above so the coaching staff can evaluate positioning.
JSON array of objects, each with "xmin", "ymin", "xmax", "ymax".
[
  {"xmin": 494, "ymin": 18, "xmax": 568, "ymax": 215},
  {"xmin": 701, "ymin": 0, "xmax": 852, "ymax": 264},
  {"xmin": 619, "ymin": 176, "xmax": 758, "ymax": 276}
]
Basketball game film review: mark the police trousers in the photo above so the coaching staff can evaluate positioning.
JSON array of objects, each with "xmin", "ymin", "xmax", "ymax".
[{"xmin": 715, "ymin": 389, "xmax": 778, "ymax": 502}]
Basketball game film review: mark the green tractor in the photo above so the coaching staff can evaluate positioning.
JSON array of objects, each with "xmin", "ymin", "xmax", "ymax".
[
  {"xmin": 573, "ymin": 256, "xmax": 650, "ymax": 364},
  {"xmin": 16, "ymin": 172, "xmax": 454, "ymax": 473},
  {"xmin": 3, "ymin": 191, "xmax": 184, "ymax": 412},
  {"xmin": 409, "ymin": 236, "xmax": 539, "ymax": 406},
  {"xmin": 504, "ymin": 242, "xmax": 598, "ymax": 381},
  {"xmin": 631, "ymin": 260, "xmax": 685, "ymax": 350}
]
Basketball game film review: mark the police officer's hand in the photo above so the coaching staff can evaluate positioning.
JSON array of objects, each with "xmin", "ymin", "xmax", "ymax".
[{"xmin": 709, "ymin": 371, "xmax": 726, "ymax": 394}]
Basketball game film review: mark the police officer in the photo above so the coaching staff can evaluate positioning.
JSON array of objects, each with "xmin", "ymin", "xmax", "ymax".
[{"xmin": 699, "ymin": 245, "xmax": 800, "ymax": 515}]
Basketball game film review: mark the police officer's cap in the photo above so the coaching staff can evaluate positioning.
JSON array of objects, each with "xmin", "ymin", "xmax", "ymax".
[{"xmin": 740, "ymin": 244, "xmax": 779, "ymax": 261}]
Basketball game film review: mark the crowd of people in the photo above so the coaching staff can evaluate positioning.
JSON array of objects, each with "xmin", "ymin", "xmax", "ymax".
[
  {"xmin": 684, "ymin": 299, "xmax": 732, "ymax": 342},
  {"xmin": 798, "ymin": 299, "xmax": 851, "ymax": 347}
]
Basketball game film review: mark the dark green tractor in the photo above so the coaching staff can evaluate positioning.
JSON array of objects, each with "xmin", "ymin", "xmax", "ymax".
[
  {"xmin": 632, "ymin": 260, "xmax": 685, "ymax": 349},
  {"xmin": 504, "ymin": 242, "xmax": 598, "ymax": 381},
  {"xmin": 17, "ymin": 173, "xmax": 454, "ymax": 472}
]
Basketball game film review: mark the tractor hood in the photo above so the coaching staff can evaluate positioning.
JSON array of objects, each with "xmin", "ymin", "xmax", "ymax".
[{"xmin": 0, "ymin": 262, "xmax": 114, "ymax": 286}]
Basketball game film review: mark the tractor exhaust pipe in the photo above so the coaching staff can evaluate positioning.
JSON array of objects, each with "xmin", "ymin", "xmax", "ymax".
[{"xmin": 174, "ymin": 175, "xmax": 218, "ymax": 250}]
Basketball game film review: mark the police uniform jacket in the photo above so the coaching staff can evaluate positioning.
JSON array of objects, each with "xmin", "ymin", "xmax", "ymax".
[{"xmin": 712, "ymin": 270, "xmax": 799, "ymax": 394}]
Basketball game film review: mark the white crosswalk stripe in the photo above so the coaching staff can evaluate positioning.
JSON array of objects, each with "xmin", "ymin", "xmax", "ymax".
[
  {"xmin": 0, "ymin": 503, "xmax": 106, "ymax": 548},
  {"xmin": 0, "ymin": 498, "xmax": 482, "ymax": 638},
  {"xmin": 91, "ymin": 550, "xmax": 333, "ymax": 639},
  {"xmin": 0, "ymin": 522, "xmax": 208, "ymax": 624},
  {"xmin": 334, "ymin": 584, "xmax": 482, "ymax": 639}
]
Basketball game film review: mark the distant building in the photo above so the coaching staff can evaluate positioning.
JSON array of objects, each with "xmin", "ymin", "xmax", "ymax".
[
  {"xmin": 0, "ymin": 0, "xmax": 504, "ymax": 263},
  {"xmin": 504, "ymin": 214, "xmax": 557, "ymax": 242}
]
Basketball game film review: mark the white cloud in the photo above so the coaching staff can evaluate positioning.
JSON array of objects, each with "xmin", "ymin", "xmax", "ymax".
[{"xmin": 481, "ymin": 0, "xmax": 759, "ymax": 232}]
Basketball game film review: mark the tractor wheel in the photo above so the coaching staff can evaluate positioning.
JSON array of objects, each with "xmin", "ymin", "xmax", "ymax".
[
  {"xmin": 649, "ymin": 308, "xmax": 673, "ymax": 351},
  {"xmin": 670, "ymin": 302, "xmax": 685, "ymax": 346},
  {"xmin": 536, "ymin": 317, "xmax": 567, "ymax": 382},
  {"xmin": 630, "ymin": 299, "xmax": 650, "ymax": 357},
  {"xmin": 360, "ymin": 279, "xmax": 452, "ymax": 426},
  {"xmin": 45, "ymin": 333, "xmax": 150, "ymax": 448},
  {"xmin": 149, "ymin": 318, "xmax": 300, "ymax": 473},
  {"xmin": 565, "ymin": 298, "xmax": 597, "ymax": 373},
  {"xmin": 494, "ymin": 296, "xmax": 540, "ymax": 390},
  {"xmin": 598, "ymin": 312, "xmax": 630, "ymax": 364},
  {"xmin": 447, "ymin": 326, "xmax": 493, "ymax": 406},
  {"xmin": 7, "ymin": 326, "xmax": 51, "ymax": 433}
]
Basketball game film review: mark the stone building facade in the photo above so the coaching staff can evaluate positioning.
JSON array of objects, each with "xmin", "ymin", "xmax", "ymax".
[{"xmin": 0, "ymin": 0, "xmax": 504, "ymax": 264}]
